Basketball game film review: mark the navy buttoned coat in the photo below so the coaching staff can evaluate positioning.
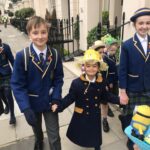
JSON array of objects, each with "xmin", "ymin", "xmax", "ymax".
[
  {"xmin": 11, "ymin": 44, "xmax": 64, "ymax": 112},
  {"xmin": 59, "ymin": 74, "xmax": 119, "ymax": 147},
  {"xmin": 0, "ymin": 43, "xmax": 14, "ymax": 76},
  {"xmin": 119, "ymin": 34, "xmax": 150, "ymax": 92},
  {"xmin": 103, "ymin": 53, "xmax": 118, "ymax": 84}
]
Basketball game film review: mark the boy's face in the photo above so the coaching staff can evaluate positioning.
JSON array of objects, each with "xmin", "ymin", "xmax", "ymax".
[
  {"xmin": 84, "ymin": 62, "xmax": 99, "ymax": 78},
  {"xmin": 134, "ymin": 15, "xmax": 150, "ymax": 38},
  {"xmin": 28, "ymin": 23, "xmax": 48, "ymax": 50}
]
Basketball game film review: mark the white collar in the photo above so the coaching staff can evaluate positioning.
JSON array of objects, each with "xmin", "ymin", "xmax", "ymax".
[
  {"xmin": 33, "ymin": 43, "xmax": 47, "ymax": 58},
  {"xmin": 85, "ymin": 75, "xmax": 96, "ymax": 83},
  {"xmin": 136, "ymin": 33, "xmax": 148, "ymax": 42}
]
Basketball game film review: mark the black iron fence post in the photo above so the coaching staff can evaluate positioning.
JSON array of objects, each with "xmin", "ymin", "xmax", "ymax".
[
  {"xmin": 121, "ymin": 12, "xmax": 125, "ymax": 41},
  {"xmin": 76, "ymin": 15, "xmax": 80, "ymax": 52},
  {"xmin": 106, "ymin": 20, "xmax": 110, "ymax": 33},
  {"xmin": 60, "ymin": 20, "xmax": 64, "ymax": 59},
  {"xmin": 72, "ymin": 17, "xmax": 75, "ymax": 54},
  {"xmin": 114, "ymin": 16, "xmax": 118, "ymax": 38},
  {"xmin": 96, "ymin": 22, "xmax": 101, "ymax": 40}
]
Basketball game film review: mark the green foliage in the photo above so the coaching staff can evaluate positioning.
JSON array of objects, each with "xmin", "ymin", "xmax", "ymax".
[
  {"xmin": 87, "ymin": 26, "xmax": 108, "ymax": 48},
  {"xmin": 102, "ymin": 11, "xmax": 109, "ymax": 25},
  {"xmin": 15, "ymin": 10, "xmax": 20, "ymax": 18},
  {"xmin": 115, "ymin": 47, "xmax": 120, "ymax": 62},
  {"xmin": 87, "ymin": 26, "xmax": 97, "ymax": 48},
  {"xmin": 15, "ymin": 8, "xmax": 35, "ymax": 19},
  {"xmin": 8, "ymin": 11, "xmax": 14, "ymax": 17},
  {"xmin": 73, "ymin": 21, "xmax": 80, "ymax": 41},
  {"xmin": 11, "ymin": 0, "xmax": 18, "ymax": 3}
]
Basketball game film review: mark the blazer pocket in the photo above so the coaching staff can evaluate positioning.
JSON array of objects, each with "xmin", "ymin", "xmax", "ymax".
[
  {"xmin": 28, "ymin": 94, "xmax": 39, "ymax": 97},
  {"xmin": 3, "ymin": 64, "xmax": 9, "ymax": 67},
  {"xmin": 128, "ymin": 74, "xmax": 139, "ymax": 78},
  {"xmin": 74, "ymin": 107, "xmax": 83, "ymax": 114}
]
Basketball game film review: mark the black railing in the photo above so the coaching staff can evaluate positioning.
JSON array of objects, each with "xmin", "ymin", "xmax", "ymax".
[
  {"xmin": 10, "ymin": 18, "xmax": 28, "ymax": 34},
  {"xmin": 96, "ymin": 12, "xmax": 130, "ymax": 41},
  {"xmin": 47, "ymin": 15, "xmax": 83, "ymax": 61}
]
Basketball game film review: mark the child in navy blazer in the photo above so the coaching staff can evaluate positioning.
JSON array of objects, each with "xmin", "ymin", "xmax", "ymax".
[
  {"xmin": 11, "ymin": 16, "xmax": 64, "ymax": 150},
  {"xmin": 0, "ymin": 38, "xmax": 16, "ymax": 124}
]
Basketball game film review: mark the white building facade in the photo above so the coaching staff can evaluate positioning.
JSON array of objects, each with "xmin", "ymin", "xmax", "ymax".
[{"xmin": 3, "ymin": 0, "xmax": 150, "ymax": 50}]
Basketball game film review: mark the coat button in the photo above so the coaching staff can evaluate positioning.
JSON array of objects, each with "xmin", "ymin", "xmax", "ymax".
[
  {"xmin": 97, "ymin": 89, "xmax": 100, "ymax": 91},
  {"xmin": 86, "ymin": 98, "xmax": 89, "ymax": 101},
  {"xmin": 95, "ymin": 104, "xmax": 98, "ymax": 107},
  {"xmin": 86, "ymin": 112, "xmax": 89, "ymax": 115},
  {"xmin": 86, "ymin": 105, "xmax": 89, "ymax": 108},
  {"xmin": 84, "ymin": 82, "xmax": 87, "ymax": 85},
  {"xmin": 94, "ymin": 96, "xmax": 98, "ymax": 100}
]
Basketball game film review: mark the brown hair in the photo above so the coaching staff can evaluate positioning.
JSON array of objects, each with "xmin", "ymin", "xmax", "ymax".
[{"xmin": 26, "ymin": 16, "xmax": 48, "ymax": 34}]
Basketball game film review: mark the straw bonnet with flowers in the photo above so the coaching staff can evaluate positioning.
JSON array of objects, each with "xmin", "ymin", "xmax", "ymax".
[
  {"xmin": 80, "ymin": 49, "xmax": 108, "ymax": 72},
  {"xmin": 101, "ymin": 34, "xmax": 118, "ymax": 46}
]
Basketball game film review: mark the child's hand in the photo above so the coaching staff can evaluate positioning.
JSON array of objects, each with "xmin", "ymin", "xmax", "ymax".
[
  {"xmin": 51, "ymin": 104, "xmax": 58, "ymax": 112},
  {"xmin": 133, "ymin": 144, "xmax": 140, "ymax": 150},
  {"xmin": 119, "ymin": 91, "xmax": 129, "ymax": 105},
  {"xmin": 109, "ymin": 83, "xmax": 113, "ymax": 89}
]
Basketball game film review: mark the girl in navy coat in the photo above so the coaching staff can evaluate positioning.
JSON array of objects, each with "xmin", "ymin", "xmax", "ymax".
[
  {"xmin": 52, "ymin": 49, "xmax": 124, "ymax": 150},
  {"xmin": 119, "ymin": 7, "xmax": 150, "ymax": 150}
]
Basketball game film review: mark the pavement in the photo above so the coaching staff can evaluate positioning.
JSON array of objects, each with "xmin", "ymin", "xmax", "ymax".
[{"xmin": 0, "ymin": 24, "xmax": 128, "ymax": 150}]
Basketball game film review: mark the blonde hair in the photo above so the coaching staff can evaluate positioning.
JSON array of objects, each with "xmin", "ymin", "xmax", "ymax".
[{"xmin": 26, "ymin": 16, "xmax": 48, "ymax": 34}]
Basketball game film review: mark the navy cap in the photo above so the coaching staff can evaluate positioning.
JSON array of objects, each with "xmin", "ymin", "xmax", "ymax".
[{"xmin": 130, "ymin": 7, "xmax": 150, "ymax": 22}]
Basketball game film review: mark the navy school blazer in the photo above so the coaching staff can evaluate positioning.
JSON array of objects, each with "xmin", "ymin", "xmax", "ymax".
[
  {"xmin": 11, "ymin": 44, "xmax": 64, "ymax": 112},
  {"xmin": 0, "ymin": 43, "xmax": 14, "ymax": 76},
  {"xmin": 119, "ymin": 34, "xmax": 150, "ymax": 92}
]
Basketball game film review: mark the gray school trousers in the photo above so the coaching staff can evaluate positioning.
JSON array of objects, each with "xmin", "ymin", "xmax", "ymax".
[{"xmin": 32, "ymin": 111, "xmax": 61, "ymax": 150}]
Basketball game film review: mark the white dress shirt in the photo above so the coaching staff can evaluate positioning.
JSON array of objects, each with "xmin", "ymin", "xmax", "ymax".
[
  {"xmin": 33, "ymin": 44, "xmax": 47, "ymax": 60},
  {"xmin": 136, "ymin": 33, "xmax": 148, "ymax": 55}
]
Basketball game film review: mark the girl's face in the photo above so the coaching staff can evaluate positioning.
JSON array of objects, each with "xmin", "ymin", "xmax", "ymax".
[
  {"xmin": 134, "ymin": 15, "xmax": 150, "ymax": 38},
  {"xmin": 108, "ymin": 45, "xmax": 118, "ymax": 56},
  {"xmin": 84, "ymin": 62, "xmax": 99, "ymax": 78},
  {"xmin": 28, "ymin": 23, "xmax": 48, "ymax": 50},
  {"xmin": 97, "ymin": 47, "xmax": 105, "ymax": 56}
]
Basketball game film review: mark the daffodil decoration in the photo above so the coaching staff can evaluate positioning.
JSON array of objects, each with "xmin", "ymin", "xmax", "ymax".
[
  {"xmin": 99, "ymin": 60, "xmax": 108, "ymax": 71},
  {"xmin": 101, "ymin": 34, "xmax": 117, "ymax": 46}
]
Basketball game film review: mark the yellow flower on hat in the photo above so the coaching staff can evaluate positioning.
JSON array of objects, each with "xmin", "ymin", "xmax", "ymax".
[{"xmin": 83, "ymin": 49, "xmax": 101, "ymax": 62}]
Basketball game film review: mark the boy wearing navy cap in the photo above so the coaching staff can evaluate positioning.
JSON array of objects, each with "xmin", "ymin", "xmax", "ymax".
[{"xmin": 119, "ymin": 7, "xmax": 150, "ymax": 150}]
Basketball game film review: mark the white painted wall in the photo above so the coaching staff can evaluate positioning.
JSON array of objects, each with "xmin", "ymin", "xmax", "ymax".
[
  {"xmin": 79, "ymin": 0, "xmax": 102, "ymax": 50},
  {"xmin": 33, "ymin": 0, "xmax": 48, "ymax": 18},
  {"xmin": 29, "ymin": 0, "xmax": 34, "ymax": 8},
  {"xmin": 55, "ymin": 0, "xmax": 69, "ymax": 19},
  {"xmin": 23, "ymin": 0, "xmax": 30, "ymax": 8},
  {"xmin": 70, "ymin": 0, "xmax": 79, "ymax": 17},
  {"xmin": 55, "ymin": 0, "xmax": 62, "ymax": 19},
  {"xmin": 109, "ymin": 0, "xmax": 122, "ymax": 26}
]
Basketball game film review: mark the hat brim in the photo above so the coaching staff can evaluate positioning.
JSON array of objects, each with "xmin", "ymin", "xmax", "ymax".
[
  {"xmin": 130, "ymin": 11, "xmax": 150, "ymax": 22},
  {"xmin": 90, "ymin": 44, "xmax": 105, "ymax": 50}
]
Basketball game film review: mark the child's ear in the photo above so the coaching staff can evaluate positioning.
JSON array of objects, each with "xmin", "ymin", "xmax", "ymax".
[{"xmin": 28, "ymin": 34, "xmax": 32, "ymax": 41}]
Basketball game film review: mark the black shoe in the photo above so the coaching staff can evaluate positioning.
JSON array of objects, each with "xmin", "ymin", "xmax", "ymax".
[
  {"xmin": 34, "ymin": 142, "xmax": 43, "ymax": 150},
  {"xmin": 108, "ymin": 107, "xmax": 114, "ymax": 117},
  {"xmin": 4, "ymin": 106, "xmax": 9, "ymax": 114},
  {"xmin": 103, "ymin": 119, "xmax": 110, "ymax": 132},
  {"xmin": 9, "ymin": 116, "xmax": 16, "ymax": 125},
  {"xmin": 126, "ymin": 140, "xmax": 134, "ymax": 150}
]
